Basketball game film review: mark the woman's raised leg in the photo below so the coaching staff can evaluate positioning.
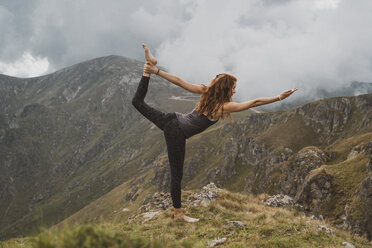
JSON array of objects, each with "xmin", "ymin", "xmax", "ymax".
[{"xmin": 132, "ymin": 75, "xmax": 173, "ymax": 131}]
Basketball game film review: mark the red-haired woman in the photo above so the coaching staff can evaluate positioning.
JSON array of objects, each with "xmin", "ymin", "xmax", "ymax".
[{"xmin": 132, "ymin": 44, "xmax": 297, "ymax": 222}]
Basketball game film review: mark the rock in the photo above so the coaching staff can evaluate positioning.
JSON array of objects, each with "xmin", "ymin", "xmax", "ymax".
[
  {"xmin": 279, "ymin": 147, "xmax": 326, "ymax": 197},
  {"xmin": 359, "ymin": 177, "xmax": 372, "ymax": 240},
  {"xmin": 348, "ymin": 142, "xmax": 372, "ymax": 160},
  {"xmin": 295, "ymin": 97, "xmax": 352, "ymax": 135},
  {"xmin": 186, "ymin": 183, "xmax": 222, "ymax": 207},
  {"xmin": 207, "ymin": 237, "xmax": 227, "ymax": 247},
  {"xmin": 318, "ymin": 225, "xmax": 335, "ymax": 235},
  {"xmin": 265, "ymin": 194, "xmax": 294, "ymax": 207},
  {"xmin": 219, "ymin": 138, "xmax": 239, "ymax": 179},
  {"xmin": 32, "ymin": 193, "xmax": 44, "ymax": 202},
  {"xmin": 122, "ymin": 208, "xmax": 130, "ymax": 212},
  {"xmin": 347, "ymin": 150, "xmax": 359, "ymax": 160},
  {"xmin": 295, "ymin": 169, "xmax": 332, "ymax": 216},
  {"xmin": 227, "ymin": 221, "xmax": 246, "ymax": 227},
  {"xmin": 133, "ymin": 183, "xmax": 222, "ymax": 222},
  {"xmin": 342, "ymin": 242, "xmax": 355, "ymax": 248},
  {"xmin": 151, "ymin": 160, "xmax": 171, "ymax": 192},
  {"xmin": 294, "ymin": 203, "xmax": 304, "ymax": 211},
  {"xmin": 367, "ymin": 155, "xmax": 372, "ymax": 172},
  {"xmin": 125, "ymin": 187, "xmax": 139, "ymax": 202},
  {"xmin": 340, "ymin": 177, "xmax": 372, "ymax": 240},
  {"xmin": 141, "ymin": 210, "xmax": 162, "ymax": 224},
  {"xmin": 311, "ymin": 214, "xmax": 324, "ymax": 220},
  {"xmin": 201, "ymin": 199, "xmax": 211, "ymax": 207}
]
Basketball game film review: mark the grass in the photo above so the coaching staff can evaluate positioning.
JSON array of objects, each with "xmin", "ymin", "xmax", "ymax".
[
  {"xmin": 256, "ymin": 115, "xmax": 319, "ymax": 152},
  {"xmin": 322, "ymin": 153, "xmax": 370, "ymax": 221},
  {"xmin": 1, "ymin": 189, "xmax": 371, "ymax": 248}
]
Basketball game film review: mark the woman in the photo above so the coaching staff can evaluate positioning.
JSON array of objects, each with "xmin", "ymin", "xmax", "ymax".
[{"xmin": 132, "ymin": 44, "xmax": 297, "ymax": 222}]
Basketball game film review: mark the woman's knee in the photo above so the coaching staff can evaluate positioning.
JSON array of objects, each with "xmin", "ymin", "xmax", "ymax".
[{"xmin": 171, "ymin": 170, "xmax": 183, "ymax": 185}]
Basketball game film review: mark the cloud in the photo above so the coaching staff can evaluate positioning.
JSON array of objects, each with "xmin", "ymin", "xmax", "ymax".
[
  {"xmin": 156, "ymin": 0, "xmax": 372, "ymax": 100},
  {"xmin": 315, "ymin": 0, "xmax": 341, "ymax": 10},
  {"xmin": 0, "ymin": 0, "xmax": 372, "ymax": 102},
  {"xmin": 0, "ymin": 0, "xmax": 191, "ymax": 76},
  {"xmin": 0, "ymin": 51, "xmax": 49, "ymax": 77}
]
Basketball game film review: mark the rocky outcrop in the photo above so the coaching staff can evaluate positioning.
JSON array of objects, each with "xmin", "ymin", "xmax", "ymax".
[
  {"xmin": 295, "ymin": 168, "xmax": 332, "ymax": 216},
  {"xmin": 349, "ymin": 177, "xmax": 372, "ymax": 240},
  {"xmin": 367, "ymin": 155, "xmax": 372, "ymax": 172},
  {"xmin": 219, "ymin": 137, "xmax": 240, "ymax": 178},
  {"xmin": 279, "ymin": 147, "xmax": 326, "ymax": 197},
  {"xmin": 131, "ymin": 183, "xmax": 222, "ymax": 223},
  {"xmin": 348, "ymin": 141, "xmax": 372, "ymax": 160},
  {"xmin": 294, "ymin": 98, "xmax": 352, "ymax": 136},
  {"xmin": 151, "ymin": 162, "xmax": 170, "ymax": 193},
  {"xmin": 185, "ymin": 183, "xmax": 222, "ymax": 207}
]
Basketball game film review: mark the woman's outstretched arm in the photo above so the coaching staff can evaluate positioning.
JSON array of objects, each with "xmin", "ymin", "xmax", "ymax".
[
  {"xmin": 144, "ymin": 62, "xmax": 204, "ymax": 94},
  {"xmin": 223, "ymin": 88, "xmax": 298, "ymax": 112}
]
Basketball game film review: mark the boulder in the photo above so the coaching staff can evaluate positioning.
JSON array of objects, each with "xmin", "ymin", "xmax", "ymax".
[
  {"xmin": 265, "ymin": 194, "xmax": 294, "ymax": 207},
  {"xmin": 207, "ymin": 237, "xmax": 227, "ymax": 247}
]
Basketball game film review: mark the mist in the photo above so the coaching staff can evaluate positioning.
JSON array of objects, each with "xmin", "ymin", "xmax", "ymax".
[
  {"xmin": 156, "ymin": 0, "xmax": 372, "ymax": 100},
  {"xmin": 1, "ymin": 0, "xmax": 372, "ymax": 101}
]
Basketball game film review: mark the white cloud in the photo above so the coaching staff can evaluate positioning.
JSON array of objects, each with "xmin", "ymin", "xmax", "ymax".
[
  {"xmin": 155, "ymin": 0, "xmax": 372, "ymax": 100},
  {"xmin": 1, "ymin": 0, "xmax": 372, "ymax": 101},
  {"xmin": 315, "ymin": 0, "xmax": 341, "ymax": 10},
  {"xmin": 0, "ymin": 51, "xmax": 50, "ymax": 78}
]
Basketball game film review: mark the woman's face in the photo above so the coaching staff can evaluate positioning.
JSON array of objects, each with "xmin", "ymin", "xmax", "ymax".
[{"xmin": 232, "ymin": 82, "xmax": 236, "ymax": 95}]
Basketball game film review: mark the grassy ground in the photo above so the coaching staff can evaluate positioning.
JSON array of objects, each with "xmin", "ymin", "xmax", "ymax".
[{"xmin": 1, "ymin": 190, "xmax": 371, "ymax": 248}]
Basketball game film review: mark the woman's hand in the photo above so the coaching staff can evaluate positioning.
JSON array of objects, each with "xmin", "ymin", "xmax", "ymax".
[
  {"xmin": 144, "ymin": 62, "xmax": 158, "ymax": 74},
  {"xmin": 279, "ymin": 88, "xmax": 298, "ymax": 100}
]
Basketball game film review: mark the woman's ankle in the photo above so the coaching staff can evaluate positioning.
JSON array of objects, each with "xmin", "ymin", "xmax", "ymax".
[{"xmin": 174, "ymin": 207, "xmax": 184, "ymax": 215}]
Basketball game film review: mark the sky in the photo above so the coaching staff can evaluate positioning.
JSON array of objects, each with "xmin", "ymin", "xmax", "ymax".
[{"xmin": 1, "ymin": 0, "xmax": 372, "ymax": 99}]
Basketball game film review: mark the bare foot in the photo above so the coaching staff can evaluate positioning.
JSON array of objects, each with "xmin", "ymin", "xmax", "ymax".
[
  {"xmin": 174, "ymin": 213, "xmax": 199, "ymax": 223},
  {"xmin": 142, "ymin": 43, "xmax": 157, "ymax": 65}
]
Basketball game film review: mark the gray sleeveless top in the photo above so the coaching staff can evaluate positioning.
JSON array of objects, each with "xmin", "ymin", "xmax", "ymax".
[{"xmin": 175, "ymin": 108, "xmax": 219, "ymax": 139}]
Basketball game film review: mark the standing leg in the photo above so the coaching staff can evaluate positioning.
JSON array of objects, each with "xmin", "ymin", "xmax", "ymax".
[
  {"xmin": 132, "ymin": 76, "xmax": 171, "ymax": 131},
  {"xmin": 163, "ymin": 118, "xmax": 199, "ymax": 222}
]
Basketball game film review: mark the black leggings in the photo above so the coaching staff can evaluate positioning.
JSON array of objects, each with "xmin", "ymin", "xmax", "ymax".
[{"xmin": 132, "ymin": 76, "xmax": 186, "ymax": 208}]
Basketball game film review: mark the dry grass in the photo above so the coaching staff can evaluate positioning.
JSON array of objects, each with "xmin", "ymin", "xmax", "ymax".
[{"xmin": 1, "ymin": 189, "xmax": 371, "ymax": 248}]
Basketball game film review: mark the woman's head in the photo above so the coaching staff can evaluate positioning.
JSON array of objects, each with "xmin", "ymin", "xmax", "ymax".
[
  {"xmin": 214, "ymin": 73, "xmax": 237, "ymax": 97},
  {"xmin": 196, "ymin": 73, "xmax": 237, "ymax": 122}
]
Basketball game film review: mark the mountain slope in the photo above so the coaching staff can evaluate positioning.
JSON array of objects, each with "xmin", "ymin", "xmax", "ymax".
[
  {"xmin": 1, "ymin": 54, "xmax": 371, "ymax": 242},
  {"xmin": 53, "ymin": 93, "xmax": 372, "ymax": 241},
  {"xmin": 0, "ymin": 55, "xmax": 230, "ymax": 240}
]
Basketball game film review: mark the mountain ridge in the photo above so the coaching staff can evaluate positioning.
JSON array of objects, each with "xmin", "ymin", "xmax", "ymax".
[{"xmin": 0, "ymin": 55, "xmax": 371, "ymax": 242}]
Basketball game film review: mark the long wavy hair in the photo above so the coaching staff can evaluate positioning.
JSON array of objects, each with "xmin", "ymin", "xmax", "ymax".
[{"xmin": 195, "ymin": 73, "xmax": 237, "ymax": 123}]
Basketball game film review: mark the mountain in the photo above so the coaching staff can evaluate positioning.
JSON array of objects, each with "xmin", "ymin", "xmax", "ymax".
[
  {"xmin": 0, "ymin": 55, "xmax": 225, "ymax": 240},
  {"xmin": 53, "ymin": 92, "xmax": 372, "ymax": 241},
  {"xmin": 1, "ymin": 55, "xmax": 371, "ymax": 242},
  {"xmin": 257, "ymin": 81, "xmax": 372, "ymax": 112}
]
